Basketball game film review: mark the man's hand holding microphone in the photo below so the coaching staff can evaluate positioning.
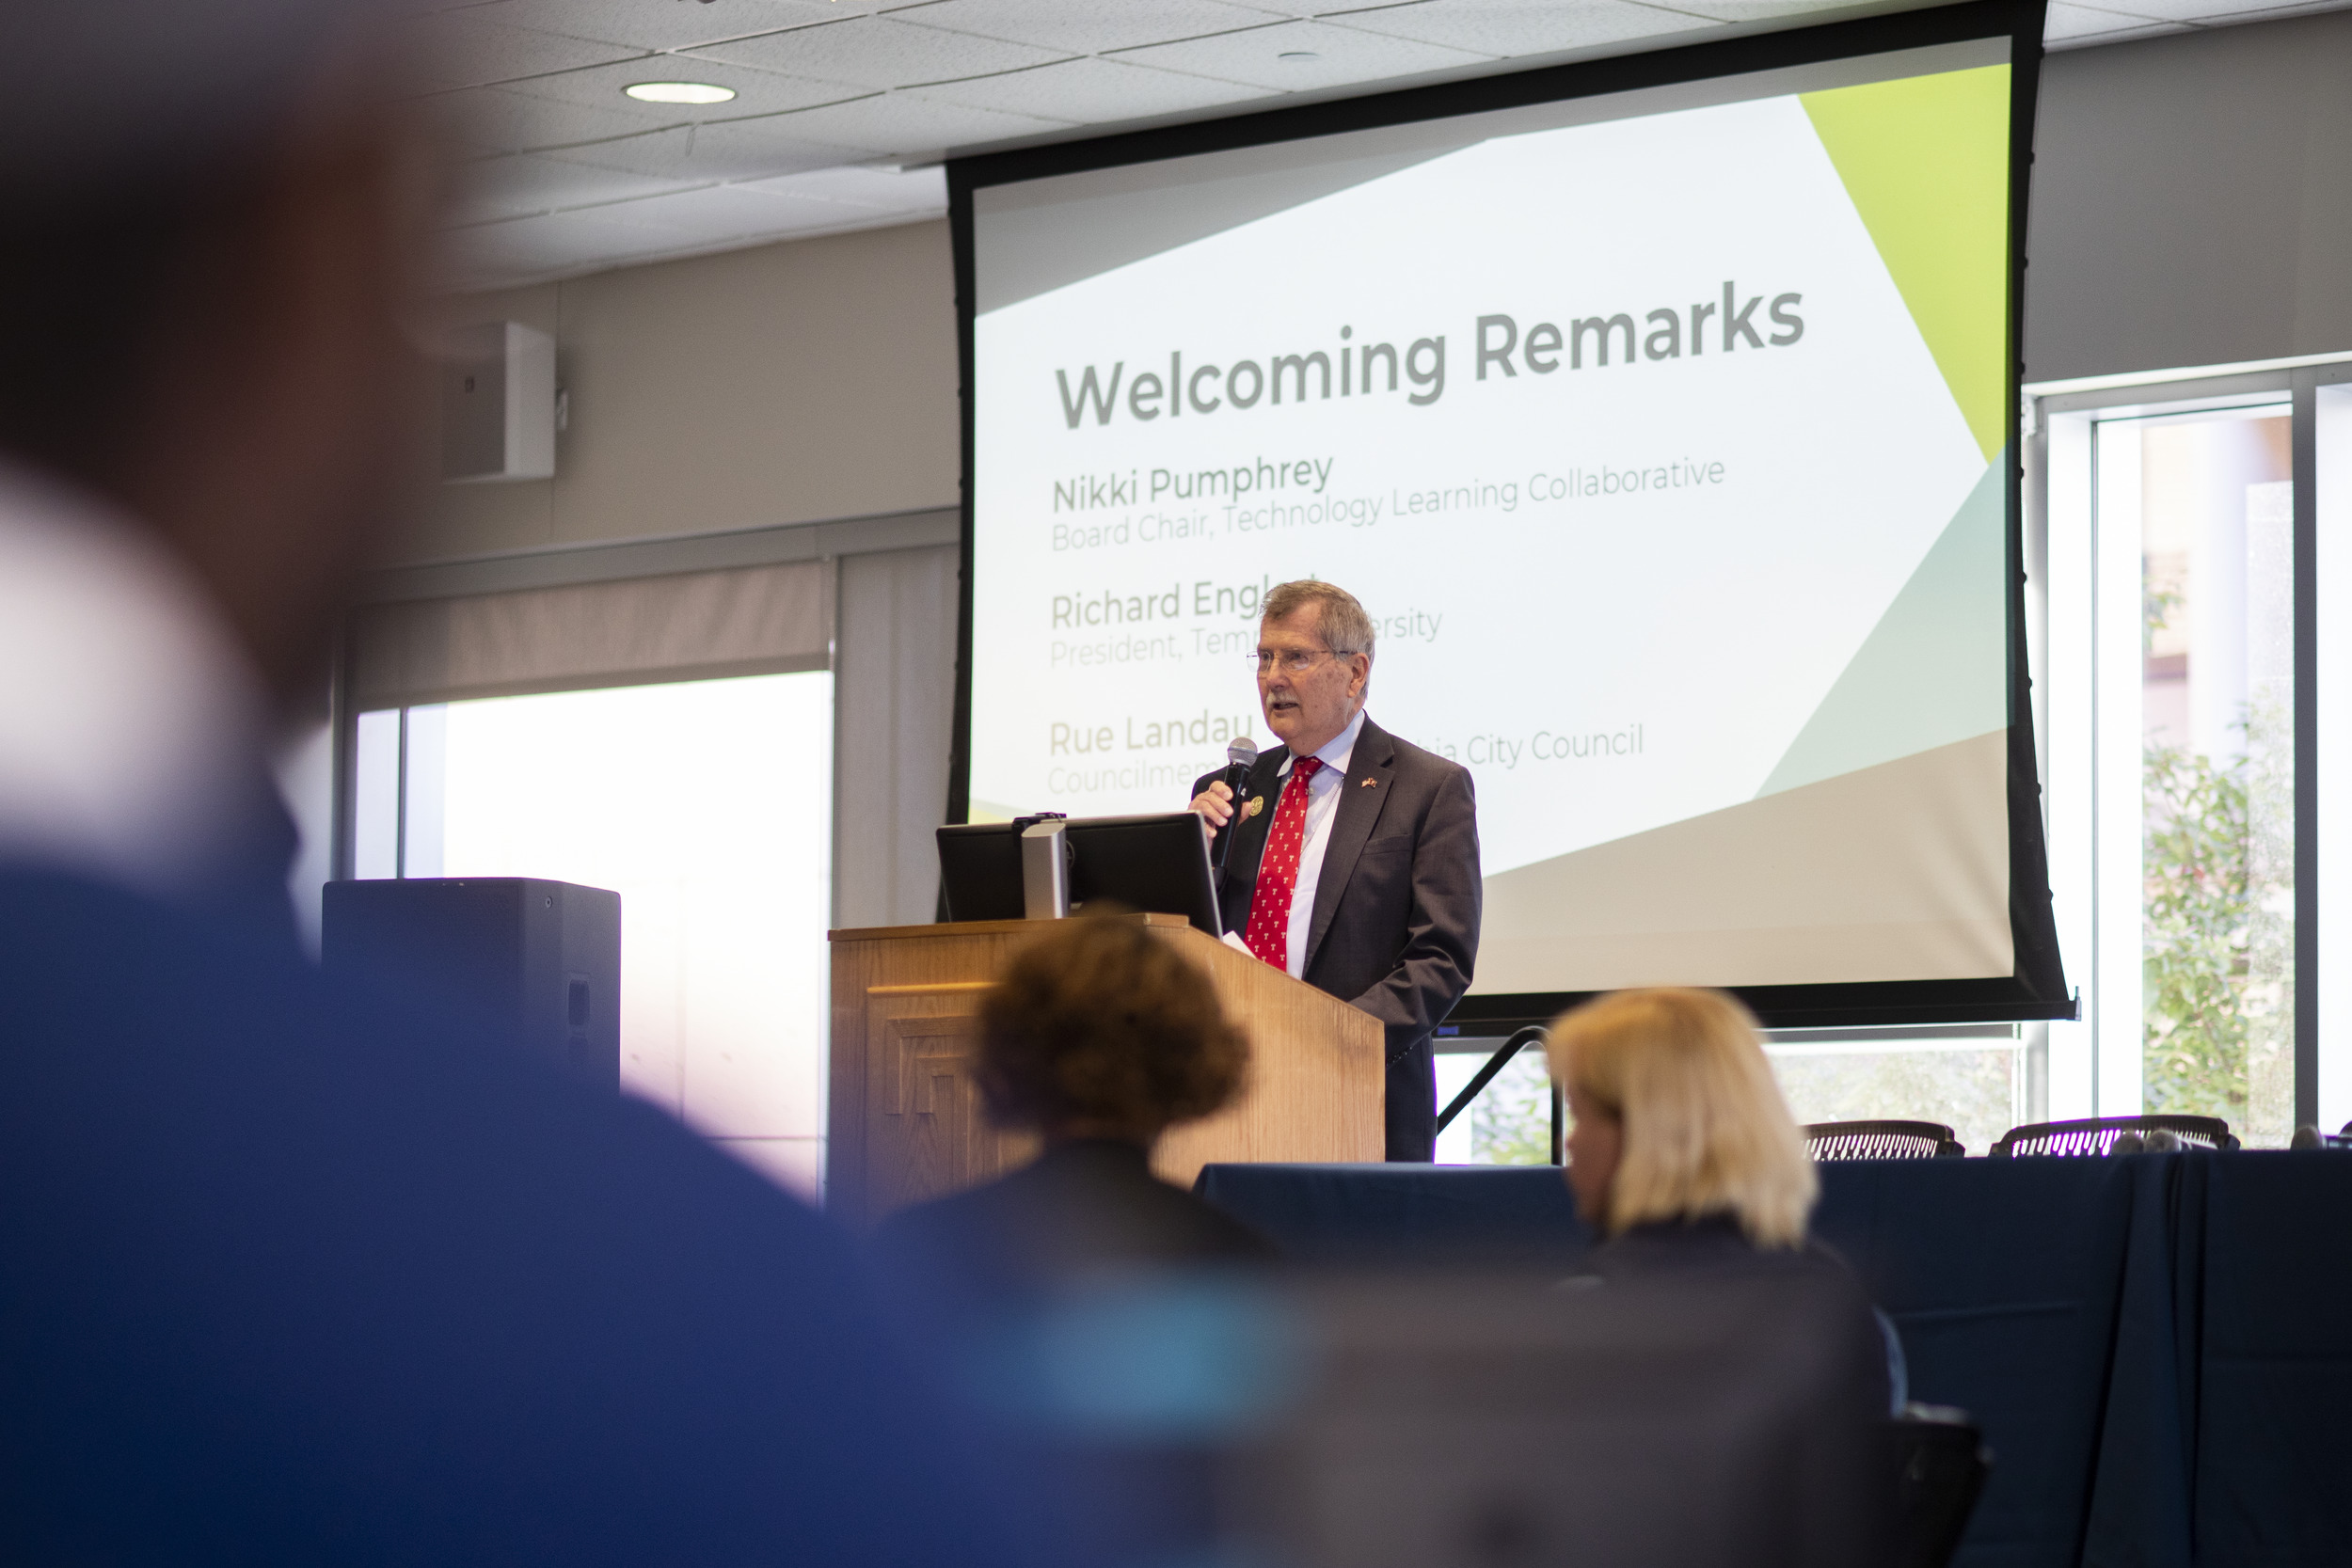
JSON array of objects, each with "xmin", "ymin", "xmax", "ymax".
[{"xmin": 1190, "ymin": 738, "xmax": 1258, "ymax": 868}]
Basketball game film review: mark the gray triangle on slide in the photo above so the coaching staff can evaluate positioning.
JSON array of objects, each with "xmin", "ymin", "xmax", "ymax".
[
  {"xmin": 973, "ymin": 40, "xmax": 2024, "ymax": 318},
  {"xmin": 974, "ymin": 138, "xmax": 1454, "ymax": 316},
  {"xmin": 1755, "ymin": 454, "xmax": 2009, "ymax": 800}
]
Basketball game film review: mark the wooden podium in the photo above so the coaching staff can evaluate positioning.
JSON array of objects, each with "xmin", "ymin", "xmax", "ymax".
[{"xmin": 826, "ymin": 913, "xmax": 1384, "ymax": 1227}]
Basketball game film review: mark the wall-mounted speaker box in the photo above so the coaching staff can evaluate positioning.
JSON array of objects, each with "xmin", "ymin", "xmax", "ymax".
[
  {"xmin": 323, "ymin": 878, "xmax": 621, "ymax": 1091},
  {"xmin": 439, "ymin": 321, "xmax": 555, "ymax": 483}
]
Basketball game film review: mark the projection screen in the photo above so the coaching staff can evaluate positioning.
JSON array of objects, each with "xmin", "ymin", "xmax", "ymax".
[{"xmin": 949, "ymin": 0, "xmax": 2067, "ymax": 1027}]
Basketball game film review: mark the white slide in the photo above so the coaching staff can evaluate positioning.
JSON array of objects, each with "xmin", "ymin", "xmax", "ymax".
[{"xmin": 966, "ymin": 40, "xmax": 2024, "ymax": 997}]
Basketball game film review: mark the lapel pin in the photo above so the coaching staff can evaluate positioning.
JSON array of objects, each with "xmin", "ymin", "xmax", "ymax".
[
  {"xmin": 1245, "ymin": 796, "xmax": 1265, "ymax": 817},
  {"xmin": 1360, "ymin": 778, "xmax": 1378, "ymax": 788}
]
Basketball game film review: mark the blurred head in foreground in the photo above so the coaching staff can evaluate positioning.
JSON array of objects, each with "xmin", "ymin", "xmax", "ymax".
[
  {"xmin": 0, "ymin": 2, "xmax": 421, "ymax": 703},
  {"xmin": 0, "ymin": 19, "xmax": 1029, "ymax": 1568},
  {"xmin": 979, "ymin": 914, "xmax": 1248, "ymax": 1147},
  {"xmin": 1547, "ymin": 987, "xmax": 1816, "ymax": 1247},
  {"xmin": 0, "ymin": 3, "xmax": 423, "ymax": 920}
]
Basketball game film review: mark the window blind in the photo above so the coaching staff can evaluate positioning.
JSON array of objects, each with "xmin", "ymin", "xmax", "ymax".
[{"xmin": 348, "ymin": 560, "xmax": 831, "ymax": 710}]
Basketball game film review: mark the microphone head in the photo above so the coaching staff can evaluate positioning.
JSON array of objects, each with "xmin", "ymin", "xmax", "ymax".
[{"xmin": 1227, "ymin": 736, "xmax": 1259, "ymax": 769}]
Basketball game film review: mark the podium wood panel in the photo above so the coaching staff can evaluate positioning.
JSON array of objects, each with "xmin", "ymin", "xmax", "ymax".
[{"xmin": 827, "ymin": 914, "xmax": 1383, "ymax": 1226}]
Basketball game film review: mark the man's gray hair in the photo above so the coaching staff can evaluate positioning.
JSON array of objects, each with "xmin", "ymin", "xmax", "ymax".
[{"xmin": 1263, "ymin": 579, "xmax": 1376, "ymax": 662}]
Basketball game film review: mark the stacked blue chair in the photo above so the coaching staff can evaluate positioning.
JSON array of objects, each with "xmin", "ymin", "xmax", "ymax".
[
  {"xmin": 1804, "ymin": 1119, "xmax": 1966, "ymax": 1160},
  {"xmin": 1988, "ymin": 1115, "xmax": 2235, "ymax": 1155}
]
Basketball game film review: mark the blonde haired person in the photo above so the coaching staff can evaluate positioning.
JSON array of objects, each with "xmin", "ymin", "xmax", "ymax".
[
  {"xmin": 1549, "ymin": 987, "xmax": 1815, "ymax": 1247},
  {"xmin": 1549, "ymin": 987, "xmax": 1903, "ymax": 1410}
]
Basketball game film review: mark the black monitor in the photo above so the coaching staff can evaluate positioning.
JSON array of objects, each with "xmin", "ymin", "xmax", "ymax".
[{"xmin": 937, "ymin": 814, "xmax": 1221, "ymax": 935}]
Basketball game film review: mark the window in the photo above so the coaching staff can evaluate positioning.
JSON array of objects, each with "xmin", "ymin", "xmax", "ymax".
[
  {"xmin": 2040, "ymin": 356, "xmax": 2352, "ymax": 1140},
  {"xmin": 2118, "ymin": 406, "xmax": 2290, "ymax": 1137},
  {"xmin": 350, "ymin": 671, "xmax": 834, "ymax": 1196},
  {"xmin": 1434, "ymin": 1044, "xmax": 1556, "ymax": 1165},
  {"xmin": 1763, "ymin": 1028, "xmax": 2027, "ymax": 1155},
  {"xmin": 1438, "ymin": 1025, "xmax": 2032, "ymax": 1163}
]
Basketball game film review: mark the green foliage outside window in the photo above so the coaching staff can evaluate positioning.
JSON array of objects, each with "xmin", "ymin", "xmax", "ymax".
[
  {"xmin": 2140, "ymin": 583, "xmax": 2293, "ymax": 1142},
  {"xmin": 1470, "ymin": 1047, "xmax": 1557, "ymax": 1165},
  {"xmin": 2141, "ymin": 740, "xmax": 2252, "ymax": 1119}
]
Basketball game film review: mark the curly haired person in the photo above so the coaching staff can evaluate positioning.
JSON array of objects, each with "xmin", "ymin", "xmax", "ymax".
[{"xmin": 876, "ymin": 915, "xmax": 1274, "ymax": 1299}]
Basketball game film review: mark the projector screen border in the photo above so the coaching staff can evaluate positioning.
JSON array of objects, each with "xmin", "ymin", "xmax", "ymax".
[{"xmin": 943, "ymin": 0, "xmax": 2069, "ymax": 1031}]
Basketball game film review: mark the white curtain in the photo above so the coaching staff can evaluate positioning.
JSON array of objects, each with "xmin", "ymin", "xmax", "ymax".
[{"xmin": 832, "ymin": 546, "xmax": 957, "ymax": 928}]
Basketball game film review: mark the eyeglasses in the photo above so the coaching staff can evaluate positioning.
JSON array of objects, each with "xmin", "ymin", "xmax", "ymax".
[{"xmin": 1248, "ymin": 646, "xmax": 1356, "ymax": 676}]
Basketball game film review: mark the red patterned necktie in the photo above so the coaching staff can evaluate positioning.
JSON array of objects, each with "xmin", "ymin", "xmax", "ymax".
[{"xmin": 1244, "ymin": 754, "xmax": 1325, "ymax": 971}]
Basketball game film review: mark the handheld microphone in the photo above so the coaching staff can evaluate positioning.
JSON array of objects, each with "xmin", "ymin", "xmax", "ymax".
[{"xmin": 1211, "ymin": 737, "xmax": 1258, "ymax": 873}]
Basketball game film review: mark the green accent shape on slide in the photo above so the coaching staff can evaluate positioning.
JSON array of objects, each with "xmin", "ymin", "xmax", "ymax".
[
  {"xmin": 1801, "ymin": 66, "xmax": 2010, "ymax": 464},
  {"xmin": 1756, "ymin": 454, "xmax": 2008, "ymax": 799}
]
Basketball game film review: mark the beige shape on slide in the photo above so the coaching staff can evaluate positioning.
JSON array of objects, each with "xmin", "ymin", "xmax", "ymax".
[{"xmin": 1472, "ymin": 729, "xmax": 2012, "ymax": 994}]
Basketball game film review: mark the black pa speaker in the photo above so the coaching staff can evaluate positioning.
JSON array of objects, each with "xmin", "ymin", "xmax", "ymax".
[{"xmin": 323, "ymin": 878, "xmax": 621, "ymax": 1090}]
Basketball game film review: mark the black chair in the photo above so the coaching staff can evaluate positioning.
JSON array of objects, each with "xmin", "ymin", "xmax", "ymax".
[
  {"xmin": 1988, "ymin": 1115, "xmax": 2237, "ymax": 1156},
  {"xmin": 1893, "ymin": 1405, "xmax": 1992, "ymax": 1568},
  {"xmin": 1804, "ymin": 1120, "xmax": 1966, "ymax": 1160}
]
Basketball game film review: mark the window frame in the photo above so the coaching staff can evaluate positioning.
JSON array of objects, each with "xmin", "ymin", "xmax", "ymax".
[{"xmin": 2027, "ymin": 353, "xmax": 2352, "ymax": 1130}]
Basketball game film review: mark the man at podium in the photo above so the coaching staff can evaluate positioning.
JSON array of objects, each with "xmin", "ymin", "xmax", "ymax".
[{"xmin": 1187, "ymin": 580, "xmax": 1482, "ymax": 1161}]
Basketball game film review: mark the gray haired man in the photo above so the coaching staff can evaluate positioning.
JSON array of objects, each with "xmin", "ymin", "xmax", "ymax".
[{"xmin": 1188, "ymin": 579, "xmax": 1483, "ymax": 1160}]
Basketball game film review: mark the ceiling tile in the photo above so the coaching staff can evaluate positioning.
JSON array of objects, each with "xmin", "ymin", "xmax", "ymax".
[
  {"xmin": 685, "ymin": 14, "xmax": 1073, "ymax": 88},
  {"xmin": 1199, "ymin": 0, "xmax": 1388, "ymax": 14},
  {"xmin": 2220, "ymin": 0, "xmax": 2352, "ymax": 19},
  {"xmin": 492, "ymin": 55, "xmax": 867, "ymax": 119},
  {"xmin": 437, "ymin": 207, "xmax": 701, "ymax": 283},
  {"xmin": 437, "ymin": 181, "xmax": 940, "ymax": 287},
  {"xmin": 1323, "ymin": 0, "xmax": 1715, "ymax": 57},
  {"xmin": 1108, "ymin": 18, "xmax": 1494, "ymax": 90},
  {"xmin": 730, "ymin": 162, "xmax": 951, "ymax": 211},
  {"xmin": 402, "ymin": 8, "xmax": 644, "ymax": 91},
  {"xmin": 446, "ymin": 0, "xmax": 2270, "ymax": 289},
  {"xmin": 882, "ymin": 0, "xmax": 1283, "ymax": 55},
  {"xmin": 2083, "ymin": 0, "xmax": 2335, "ymax": 18},
  {"xmin": 755, "ymin": 90, "xmax": 1077, "ymax": 155},
  {"xmin": 421, "ymin": 85, "xmax": 669, "ymax": 155},
  {"xmin": 921, "ymin": 55, "xmax": 1271, "ymax": 122},
  {"xmin": 1635, "ymin": 0, "xmax": 1866, "ymax": 19},
  {"xmin": 578, "ymin": 182, "xmax": 908, "ymax": 245},
  {"xmin": 440, "ymin": 150, "xmax": 710, "ymax": 225},
  {"xmin": 2042, "ymin": 0, "xmax": 2169, "ymax": 35},
  {"xmin": 470, "ymin": 0, "xmax": 844, "ymax": 51},
  {"xmin": 2042, "ymin": 17, "xmax": 2196, "ymax": 41},
  {"xmin": 553, "ymin": 116, "xmax": 865, "ymax": 180}
]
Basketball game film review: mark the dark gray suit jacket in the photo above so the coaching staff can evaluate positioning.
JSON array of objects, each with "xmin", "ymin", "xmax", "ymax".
[{"xmin": 1191, "ymin": 714, "xmax": 1481, "ymax": 1160}]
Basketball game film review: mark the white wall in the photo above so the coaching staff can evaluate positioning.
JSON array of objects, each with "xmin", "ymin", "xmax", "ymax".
[{"xmin": 397, "ymin": 217, "xmax": 958, "ymax": 566}]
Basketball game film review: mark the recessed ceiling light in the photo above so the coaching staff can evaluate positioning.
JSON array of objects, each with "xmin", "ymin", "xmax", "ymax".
[
  {"xmin": 624, "ymin": 81, "xmax": 737, "ymax": 104},
  {"xmin": 1279, "ymin": 51, "xmax": 1321, "ymax": 62}
]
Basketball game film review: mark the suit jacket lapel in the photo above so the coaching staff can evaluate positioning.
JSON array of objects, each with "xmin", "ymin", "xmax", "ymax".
[
  {"xmin": 1303, "ymin": 715, "xmax": 1394, "ymax": 974},
  {"xmin": 1223, "ymin": 749, "xmax": 1288, "ymax": 894}
]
